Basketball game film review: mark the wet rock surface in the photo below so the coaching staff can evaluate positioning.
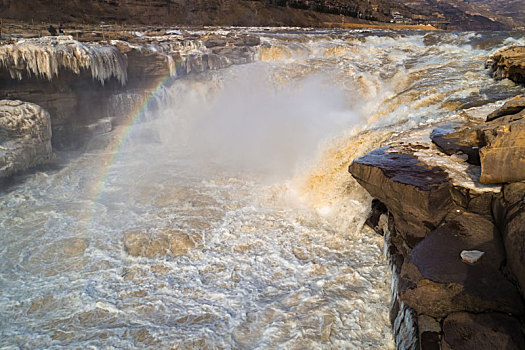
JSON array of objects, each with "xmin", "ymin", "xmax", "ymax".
[
  {"xmin": 430, "ymin": 121, "xmax": 482, "ymax": 165},
  {"xmin": 350, "ymin": 96, "xmax": 525, "ymax": 349},
  {"xmin": 0, "ymin": 99, "xmax": 52, "ymax": 177}
]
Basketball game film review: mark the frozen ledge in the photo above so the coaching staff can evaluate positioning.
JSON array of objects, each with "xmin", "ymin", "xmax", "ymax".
[{"xmin": 0, "ymin": 36, "xmax": 128, "ymax": 85}]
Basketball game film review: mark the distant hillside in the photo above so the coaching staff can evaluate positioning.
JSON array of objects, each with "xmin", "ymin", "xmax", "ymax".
[
  {"xmin": 0, "ymin": 0, "xmax": 417, "ymax": 27},
  {"xmin": 464, "ymin": 0, "xmax": 525, "ymax": 29},
  {"xmin": 397, "ymin": 0, "xmax": 523, "ymax": 30},
  {"xmin": 0, "ymin": 0, "xmax": 518, "ymax": 30}
]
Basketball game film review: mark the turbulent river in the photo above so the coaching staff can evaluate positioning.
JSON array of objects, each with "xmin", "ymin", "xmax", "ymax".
[{"xmin": 1, "ymin": 29, "xmax": 524, "ymax": 349}]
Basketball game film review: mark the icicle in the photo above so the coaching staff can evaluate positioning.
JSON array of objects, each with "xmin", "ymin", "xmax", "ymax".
[
  {"xmin": 162, "ymin": 53, "xmax": 177, "ymax": 77},
  {"xmin": 0, "ymin": 36, "xmax": 127, "ymax": 85}
]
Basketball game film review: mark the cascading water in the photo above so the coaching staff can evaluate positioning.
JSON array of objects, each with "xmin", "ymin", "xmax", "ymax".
[{"xmin": 1, "ymin": 29, "xmax": 524, "ymax": 349}]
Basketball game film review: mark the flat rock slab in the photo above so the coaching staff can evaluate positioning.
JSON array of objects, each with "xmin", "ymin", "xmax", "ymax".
[
  {"xmin": 349, "ymin": 146, "xmax": 452, "ymax": 246},
  {"xmin": 442, "ymin": 312, "xmax": 525, "ymax": 350},
  {"xmin": 399, "ymin": 212, "xmax": 523, "ymax": 318}
]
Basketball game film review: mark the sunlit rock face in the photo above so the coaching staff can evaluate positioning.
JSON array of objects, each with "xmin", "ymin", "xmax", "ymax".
[
  {"xmin": 0, "ymin": 99, "xmax": 52, "ymax": 177},
  {"xmin": 479, "ymin": 97, "xmax": 525, "ymax": 184},
  {"xmin": 487, "ymin": 45, "xmax": 525, "ymax": 84},
  {"xmin": 349, "ymin": 146, "xmax": 452, "ymax": 247}
]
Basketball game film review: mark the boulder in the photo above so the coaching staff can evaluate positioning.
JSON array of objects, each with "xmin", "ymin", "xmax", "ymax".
[
  {"xmin": 399, "ymin": 211, "xmax": 523, "ymax": 318},
  {"xmin": 428, "ymin": 98, "xmax": 525, "ymax": 184},
  {"xmin": 0, "ymin": 100, "xmax": 52, "ymax": 177},
  {"xmin": 503, "ymin": 181, "xmax": 525, "ymax": 206},
  {"xmin": 487, "ymin": 45, "xmax": 525, "ymax": 84},
  {"xmin": 479, "ymin": 118, "xmax": 525, "ymax": 184},
  {"xmin": 349, "ymin": 146, "xmax": 452, "ymax": 247},
  {"xmin": 442, "ymin": 312, "xmax": 525, "ymax": 350}
]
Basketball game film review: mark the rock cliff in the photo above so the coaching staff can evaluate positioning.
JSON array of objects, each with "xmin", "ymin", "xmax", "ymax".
[{"xmin": 349, "ymin": 97, "xmax": 525, "ymax": 349}]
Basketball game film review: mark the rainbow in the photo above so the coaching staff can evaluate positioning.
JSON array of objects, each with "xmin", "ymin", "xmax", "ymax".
[{"xmin": 81, "ymin": 73, "xmax": 176, "ymax": 229}]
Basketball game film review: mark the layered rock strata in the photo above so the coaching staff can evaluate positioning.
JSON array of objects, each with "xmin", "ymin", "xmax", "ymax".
[
  {"xmin": 349, "ymin": 98, "xmax": 525, "ymax": 349},
  {"xmin": 0, "ymin": 33, "xmax": 260, "ymax": 175}
]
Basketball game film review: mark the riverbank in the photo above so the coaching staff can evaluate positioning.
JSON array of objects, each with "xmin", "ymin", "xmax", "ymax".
[{"xmin": 0, "ymin": 19, "xmax": 439, "ymax": 45}]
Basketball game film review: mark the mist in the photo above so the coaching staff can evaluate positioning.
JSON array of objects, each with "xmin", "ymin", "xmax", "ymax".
[{"xmin": 144, "ymin": 64, "xmax": 362, "ymax": 179}]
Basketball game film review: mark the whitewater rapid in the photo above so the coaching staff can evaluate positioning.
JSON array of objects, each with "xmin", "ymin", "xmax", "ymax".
[{"xmin": 1, "ymin": 29, "xmax": 524, "ymax": 349}]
